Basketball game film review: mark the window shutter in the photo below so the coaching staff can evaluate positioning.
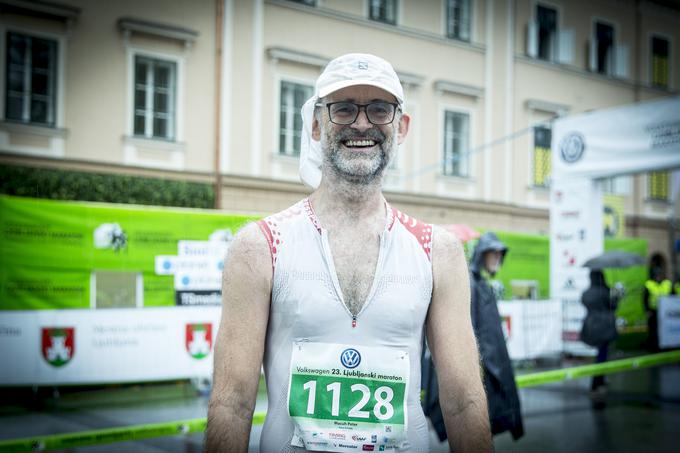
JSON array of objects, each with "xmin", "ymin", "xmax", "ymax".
[
  {"xmin": 614, "ymin": 44, "xmax": 630, "ymax": 79},
  {"xmin": 527, "ymin": 21, "xmax": 538, "ymax": 58},
  {"xmin": 557, "ymin": 29, "xmax": 574, "ymax": 64}
]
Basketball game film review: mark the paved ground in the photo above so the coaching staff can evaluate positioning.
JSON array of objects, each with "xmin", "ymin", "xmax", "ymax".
[{"xmin": 1, "ymin": 358, "xmax": 679, "ymax": 452}]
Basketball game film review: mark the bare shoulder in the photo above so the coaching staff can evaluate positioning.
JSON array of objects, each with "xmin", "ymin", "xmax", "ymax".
[
  {"xmin": 223, "ymin": 221, "xmax": 272, "ymax": 282},
  {"xmin": 430, "ymin": 225, "xmax": 466, "ymax": 270}
]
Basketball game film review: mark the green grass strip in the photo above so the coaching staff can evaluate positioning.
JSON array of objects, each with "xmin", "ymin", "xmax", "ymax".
[
  {"xmin": 1, "ymin": 351, "xmax": 678, "ymax": 452},
  {"xmin": 516, "ymin": 349, "xmax": 680, "ymax": 388}
]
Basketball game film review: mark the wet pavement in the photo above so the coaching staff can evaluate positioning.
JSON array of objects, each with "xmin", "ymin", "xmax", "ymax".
[{"xmin": 1, "ymin": 359, "xmax": 679, "ymax": 453}]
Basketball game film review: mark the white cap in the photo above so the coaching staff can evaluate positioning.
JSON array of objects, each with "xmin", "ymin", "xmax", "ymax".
[{"xmin": 299, "ymin": 53, "xmax": 404, "ymax": 189}]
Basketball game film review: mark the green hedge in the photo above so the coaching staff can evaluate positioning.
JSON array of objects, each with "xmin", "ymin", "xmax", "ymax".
[{"xmin": 0, "ymin": 164, "xmax": 215, "ymax": 208}]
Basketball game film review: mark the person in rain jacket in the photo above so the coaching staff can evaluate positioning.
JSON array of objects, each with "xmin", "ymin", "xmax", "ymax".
[
  {"xmin": 422, "ymin": 232, "xmax": 523, "ymax": 443},
  {"xmin": 469, "ymin": 232, "xmax": 524, "ymax": 440},
  {"xmin": 580, "ymin": 269, "xmax": 618, "ymax": 409}
]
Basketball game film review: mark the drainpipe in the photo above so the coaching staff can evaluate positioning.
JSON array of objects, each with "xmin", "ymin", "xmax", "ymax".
[{"xmin": 214, "ymin": 0, "xmax": 224, "ymax": 209}]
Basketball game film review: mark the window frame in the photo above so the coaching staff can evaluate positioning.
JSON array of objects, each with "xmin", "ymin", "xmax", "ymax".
[
  {"xmin": 126, "ymin": 47, "xmax": 184, "ymax": 143},
  {"xmin": 532, "ymin": 125, "xmax": 552, "ymax": 188},
  {"xmin": 591, "ymin": 17, "xmax": 618, "ymax": 76},
  {"xmin": 534, "ymin": 2, "xmax": 559, "ymax": 62},
  {"xmin": 440, "ymin": 107, "xmax": 472, "ymax": 179},
  {"xmin": 0, "ymin": 26, "xmax": 65, "ymax": 129},
  {"xmin": 443, "ymin": 0, "xmax": 472, "ymax": 42},
  {"xmin": 648, "ymin": 170, "xmax": 670, "ymax": 202},
  {"xmin": 276, "ymin": 76, "xmax": 314, "ymax": 158},
  {"xmin": 649, "ymin": 32, "xmax": 672, "ymax": 89},
  {"xmin": 367, "ymin": 0, "xmax": 399, "ymax": 26}
]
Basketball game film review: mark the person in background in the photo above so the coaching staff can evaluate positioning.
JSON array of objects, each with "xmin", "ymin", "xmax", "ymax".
[
  {"xmin": 580, "ymin": 269, "xmax": 618, "ymax": 409},
  {"xmin": 469, "ymin": 232, "xmax": 524, "ymax": 441},
  {"xmin": 643, "ymin": 265, "xmax": 672, "ymax": 351}
]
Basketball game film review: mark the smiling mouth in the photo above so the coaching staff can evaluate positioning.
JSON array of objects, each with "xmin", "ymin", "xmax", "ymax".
[{"xmin": 343, "ymin": 139, "xmax": 378, "ymax": 148}]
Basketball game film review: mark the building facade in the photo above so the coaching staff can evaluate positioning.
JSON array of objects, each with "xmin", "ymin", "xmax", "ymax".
[{"xmin": 1, "ymin": 0, "xmax": 679, "ymax": 264}]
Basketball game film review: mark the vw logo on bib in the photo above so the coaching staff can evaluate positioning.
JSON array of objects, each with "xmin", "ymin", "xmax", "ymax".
[{"xmin": 340, "ymin": 348, "xmax": 361, "ymax": 369}]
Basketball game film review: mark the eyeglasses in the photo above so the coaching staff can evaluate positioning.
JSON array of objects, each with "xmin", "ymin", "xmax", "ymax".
[{"xmin": 315, "ymin": 101, "xmax": 400, "ymax": 125}]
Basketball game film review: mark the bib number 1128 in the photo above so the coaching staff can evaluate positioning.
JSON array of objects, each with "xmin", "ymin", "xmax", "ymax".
[{"xmin": 303, "ymin": 380, "xmax": 395, "ymax": 420}]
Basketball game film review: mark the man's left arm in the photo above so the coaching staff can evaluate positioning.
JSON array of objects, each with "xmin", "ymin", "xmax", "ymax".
[{"xmin": 426, "ymin": 226, "xmax": 492, "ymax": 452}]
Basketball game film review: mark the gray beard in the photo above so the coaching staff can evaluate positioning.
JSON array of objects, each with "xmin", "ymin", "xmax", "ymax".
[{"xmin": 322, "ymin": 128, "xmax": 395, "ymax": 186}]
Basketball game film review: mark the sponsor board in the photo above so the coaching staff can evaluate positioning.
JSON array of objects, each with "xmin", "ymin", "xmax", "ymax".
[{"xmin": 0, "ymin": 307, "xmax": 221, "ymax": 385}]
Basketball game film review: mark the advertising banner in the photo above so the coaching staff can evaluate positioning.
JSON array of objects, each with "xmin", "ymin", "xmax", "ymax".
[
  {"xmin": 0, "ymin": 195, "xmax": 257, "ymax": 310},
  {"xmin": 0, "ymin": 306, "xmax": 221, "ymax": 385},
  {"xmin": 552, "ymin": 96, "xmax": 680, "ymax": 180},
  {"xmin": 549, "ymin": 178, "xmax": 603, "ymax": 355}
]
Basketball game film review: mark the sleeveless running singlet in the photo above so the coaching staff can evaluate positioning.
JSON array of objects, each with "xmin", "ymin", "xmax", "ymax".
[{"xmin": 256, "ymin": 198, "xmax": 433, "ymax": 453}]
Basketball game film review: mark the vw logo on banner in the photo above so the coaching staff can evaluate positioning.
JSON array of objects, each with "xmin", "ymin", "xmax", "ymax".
[{"xmin": 340, "ymin": 348, "xmax": 361, "ymax": 369}]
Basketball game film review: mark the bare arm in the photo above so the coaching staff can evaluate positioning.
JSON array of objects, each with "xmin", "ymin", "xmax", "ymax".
[
  {"xmin": 205, "ymin": 223, "xmax": 272, "ymax": 452},
  {"xmin": 426, "ymin": 226, "xmax": 492, "ymax": 452}
]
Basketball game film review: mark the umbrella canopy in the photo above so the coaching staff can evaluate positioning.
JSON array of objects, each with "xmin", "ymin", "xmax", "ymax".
[
  {"xmin": 440, "ymin": 224, "xmax": 480, "ymax": 243},
  {"xmin": 582, "ymin": 251, "xmax": 645, "ymax": 269}
]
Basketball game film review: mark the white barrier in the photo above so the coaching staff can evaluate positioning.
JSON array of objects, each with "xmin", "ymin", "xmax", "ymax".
[
  {"xmin": 659, "ymin": 295, "xmax": 680, "ymax": 349},
  {"xmin": 0, "ymin": 306, "xmax": 221, "ymax": 385},
  {"xmin": 497, "ymin": 299, "xmax": 563, "ymax": 360}
]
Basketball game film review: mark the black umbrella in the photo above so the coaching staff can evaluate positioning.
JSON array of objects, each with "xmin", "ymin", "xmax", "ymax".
[{"xmin": 582, "ymin": 251, "xmax": 645, "ymax": 269}]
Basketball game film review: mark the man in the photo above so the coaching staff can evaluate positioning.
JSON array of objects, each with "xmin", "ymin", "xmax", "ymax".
[
  {"xmin": 643, "ymin": 265, "xmax": 672, "ymax": 351},
  {"xmin": 469, "ymin": 233, "xmax": 523, "ymax": 441},
  {"xmin": 206, "ymin": 53, "xmax": 491, "ymax": 452}
]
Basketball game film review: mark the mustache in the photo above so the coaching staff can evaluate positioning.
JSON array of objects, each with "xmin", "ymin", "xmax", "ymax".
[{"xmin": 334, "ymin": 127, "xmax": 386, "ymax": 143}]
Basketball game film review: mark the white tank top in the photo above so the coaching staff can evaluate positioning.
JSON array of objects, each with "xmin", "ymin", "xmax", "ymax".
[{"xmin": 256, "ymin": 198, "xmax": 433, "ymax": 453}]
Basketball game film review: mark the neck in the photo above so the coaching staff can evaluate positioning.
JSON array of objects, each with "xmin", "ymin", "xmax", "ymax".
[{"xmin": 310, "ymin": 174, "xmax": 385, "ymax": 225}]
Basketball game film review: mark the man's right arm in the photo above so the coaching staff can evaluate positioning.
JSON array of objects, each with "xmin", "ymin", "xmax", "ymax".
[{"xmin": 205, "ymin": 223, "xmax": 272, "ymax": 452}]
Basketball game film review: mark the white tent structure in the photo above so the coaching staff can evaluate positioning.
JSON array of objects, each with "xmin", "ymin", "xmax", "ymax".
[{"xmin": 550, "ymin": 96, "xmax": 680, "ymax": 355}]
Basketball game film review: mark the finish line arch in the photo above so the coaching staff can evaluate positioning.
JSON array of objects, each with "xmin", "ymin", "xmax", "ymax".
[{"xmin": 549, "ymin": 96, "xmax": 680, "ymax": 355}]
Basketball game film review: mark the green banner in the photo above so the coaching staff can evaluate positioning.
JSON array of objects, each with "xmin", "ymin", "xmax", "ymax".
[
  {"xmin": 0, "ymin": 195, "xmax": 257, "ymax": 310},
  {"xmin": 486, "ymin": 231, "xmax": 647, "ymax": 331}
]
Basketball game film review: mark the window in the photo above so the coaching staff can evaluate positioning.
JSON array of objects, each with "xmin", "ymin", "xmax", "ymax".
[
  {"xmin": 5, "ymin": 32, "xmax": 57, "ymax": 127},
  {"xmin": 533, "ymin": 126, "xmax": 551, "ymax": 187},
  {"xmin": 133, "ymin": 55, "xmax": 176, "ymax": 140},
  {"xmin": 279, "ymin": 81, "xmax": 312, "ymax": 157},
  {"xmin": 651, "ymin": 36, "xmax": 670, "ymax": 88},
  {"xmin": 649, "ymin": 171, "xmax": 669, "ymax": 201},
  {"xmin": 601, "ymin": 176, "xmax": 632, "ymax": 195},
  {"xmin": 536, "ymin": 5, "xmax": 557, "ymax": 61},
  {"xmin": 446, "ymin": 0, "xmax": 471, "ymax": 41},
  {"xmin": 369, "ymin": 0, "xmax": 397, "ymax": 25},
  {"xmin": 442, "ymin": 111, "xmax": 469, "ymax": 177},
  {"xmin": 595, "ymin": 21, "xmax": 614, "ymax": 75}
]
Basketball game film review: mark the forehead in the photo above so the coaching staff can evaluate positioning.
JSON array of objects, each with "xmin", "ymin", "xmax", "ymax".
[{"xmin": 326, "ymin": 84, "xmax": 397, "ymax": 103}]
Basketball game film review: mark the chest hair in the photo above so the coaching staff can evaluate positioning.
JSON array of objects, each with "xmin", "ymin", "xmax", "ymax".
[{"xmin": 326, "ymin": 228, "xmax": 381, "ymax": 316}]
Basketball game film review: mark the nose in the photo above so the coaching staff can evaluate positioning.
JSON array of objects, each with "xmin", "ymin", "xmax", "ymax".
[{"xmin": 350, "ymin": 106, "xmax": 373, "ymax": 132}]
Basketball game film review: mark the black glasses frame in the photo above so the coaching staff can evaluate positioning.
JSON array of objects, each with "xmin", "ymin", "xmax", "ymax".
[{"xmin": 315, "ymin": 101, "xmax": 400, "ymax": 125}]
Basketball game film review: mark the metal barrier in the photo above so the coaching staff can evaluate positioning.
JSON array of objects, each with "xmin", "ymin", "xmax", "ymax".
[{"xmin": 1, "ymin": 350, "xmax": 679, "ymax": 453}]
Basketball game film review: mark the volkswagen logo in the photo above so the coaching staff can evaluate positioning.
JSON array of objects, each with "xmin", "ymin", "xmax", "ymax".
[
  {"xmin": 559, "ymin": 132, "xmax": 585, "ymax": 163},
  {"xmin": 340, "ymin": 348, "xmax": 361, "ymax": 369}
]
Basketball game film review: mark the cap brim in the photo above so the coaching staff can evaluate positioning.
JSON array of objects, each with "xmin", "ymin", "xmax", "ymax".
[{"xmin": 318, "ymin": 80, "xmax": 403, "ymax": 104}]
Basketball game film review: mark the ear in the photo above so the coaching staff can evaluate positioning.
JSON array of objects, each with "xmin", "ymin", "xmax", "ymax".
[
  {"xmin": 312, "ymin": 115, "xmax": 321, "ymax": 141},
  {"xmin": 396, "ymin": 112, "xmax": 410, "ymax": 145}
]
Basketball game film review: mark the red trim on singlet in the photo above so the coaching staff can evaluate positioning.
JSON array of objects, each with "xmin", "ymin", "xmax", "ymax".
[
  {"xmin": 256, "ymin": 219, "xmax": 276, "ymax": 272},
  {"xmin": 391, "ymin": 207, "xmax": 432, "ymax": 261},
  {"xmin": 303, "ymin": 198, "xmax": 323, "ymax": 234}
]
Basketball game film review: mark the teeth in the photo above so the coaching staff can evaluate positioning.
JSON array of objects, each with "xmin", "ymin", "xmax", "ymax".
[{"xmin": 345, "ymin": 140, "xmax": 376, "ymax": 147}]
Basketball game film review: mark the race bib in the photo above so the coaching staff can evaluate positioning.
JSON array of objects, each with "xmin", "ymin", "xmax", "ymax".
[{"xmin": 287, "ymin": 342, "xmax": 409, "ymax": 452}]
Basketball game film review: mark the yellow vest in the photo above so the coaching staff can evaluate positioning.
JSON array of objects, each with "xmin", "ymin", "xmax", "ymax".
[{"xmin": 645, "ymin": 279, "xmax": 672, "ymax": 310}]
